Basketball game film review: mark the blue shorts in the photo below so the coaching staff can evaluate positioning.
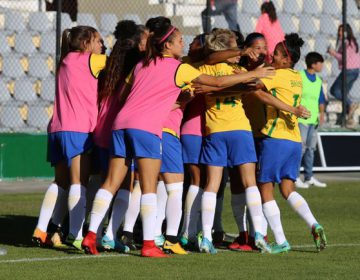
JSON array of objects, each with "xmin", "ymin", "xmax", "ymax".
[
  {"xmin": 161, "ymin": 132, "xmax": 183, "ymax": 173},
  {"xmin": 94, "ymin": 146, "xmax": 136, "ymax": 173},
  {"xmin": 200, "ymin": 130, "xmax": 257, "ymax": 167},
  {"xmin": 111, "ymin": 129, "xmax": 162, "ymax": 160},
  {"xmin": 254, "ymin": 137, "xmax": 264, "ymax": 158},
  {"xmin": 257, "ymin": 137, "xmax": 302, "ymax": 184},
  {"xmin": 47, "ymin": 131, "xmax": 93, "ymax": 167},
  {"xmin": 181, "ymin": 135, "xmax": 203, "ymax": 164}
]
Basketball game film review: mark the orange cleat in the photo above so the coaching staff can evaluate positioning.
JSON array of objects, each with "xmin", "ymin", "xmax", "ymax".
[
  {"xmin": 82, "ymin": 231, "xmax": 99, "ymax": 255},
  {"xmin": 32, "ymin": 228, "xmax": 48, "ymax": 247}
]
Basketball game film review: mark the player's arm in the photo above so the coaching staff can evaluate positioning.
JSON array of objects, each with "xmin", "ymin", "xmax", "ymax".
[{"xmin": 205, "ymin": 48, "xmax": 258, "ymax": 65}]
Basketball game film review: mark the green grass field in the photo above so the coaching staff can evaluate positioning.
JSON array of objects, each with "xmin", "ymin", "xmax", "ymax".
[{"xmin": 1, "ymin": 182, "xmax": 360, "ymax": 279}]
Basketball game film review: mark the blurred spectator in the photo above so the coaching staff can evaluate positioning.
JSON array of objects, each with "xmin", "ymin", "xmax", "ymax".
[
  {"xmin": 255, "ymin": 1, "xmax": 284, "ymax": 60},
  {"xmin": 328, "ymin": 24, "xmax": 360, "ymax": 128},
  {"xmin": 296, "ymin": 52, "xmax": 327, "ymax": 189},
  {"xmin": 46, "ymin": 0, "xmax": 78, "ymax": 22},
  {"xmin": 201, "ymin": 0, "xmax": 240, "ymax": 33}
]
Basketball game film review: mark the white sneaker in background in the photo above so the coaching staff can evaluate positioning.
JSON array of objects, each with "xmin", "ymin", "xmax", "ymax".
[
  {"xmin": 306, "ymin": 177, "xmax": 327, "ymax": 188},
  {"xmin": 295, "ymin": 177, "xmax": 309, "ymax": 189}
]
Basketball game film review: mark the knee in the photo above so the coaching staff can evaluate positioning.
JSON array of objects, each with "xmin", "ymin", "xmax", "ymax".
[{"xmin": 280, "ymin": 187, "xmax": 294, "ymax": 200}]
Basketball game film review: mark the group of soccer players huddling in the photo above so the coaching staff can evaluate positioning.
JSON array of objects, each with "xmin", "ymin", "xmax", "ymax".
[{"xmin": 32, "ymin": 15, "xmax": 327, "ymax": 258}]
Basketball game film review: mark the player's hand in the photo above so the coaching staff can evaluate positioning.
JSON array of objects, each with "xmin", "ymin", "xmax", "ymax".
[
  {"xmin": 242, "ymin": 47, "xmax": 258, "ymax": 61},
  {"xmin": 233, "ymin": 68, "xmax": 246, "ymax": 74},
  {"xmin": 253, "ymin": 65, "xmax": 276, "ymax": 78},
  {"xmin": 294, "ymin": 105, "xmax": 311, "ymax": 119},
  {"xmin": 177, "ymin": 89, "xmax": 195, "ymax": 104}
]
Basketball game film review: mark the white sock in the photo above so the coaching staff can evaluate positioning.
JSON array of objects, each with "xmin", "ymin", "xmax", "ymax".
[
  {"xmin": 245, "ymin": 186, "xmax": 265, "ymax": 234},
  {"xmin": 123, "ymin": 180, "xmax": 141, "ymax": 233},
  {"xmin": 182, "ymin": 185, "xmax": 202, "ymax": 240},
  {"xmin": 68, "ymin": 184, "xmax": 87, "ymax": 239},
  {"xmin": 105, "ymin": 189, "xmax": 131, "ymax": 240},
  {"xmin": 36, "ymin": 183, "xmax": 59, "ymax": 232},
  {"xmin": 261, "ymin": 215, "xmax": 268, "ymax": 237},
  {"xmin": 154, "ymin": 181, "xmax": 167, "ymax": 236},
  {"xmin": 231, "ymin": 193, "xmax": 247, "ymax": 233},
  {"xmin": 88, "ymin": 188, "xmax": 113, "ymax": 235},
  {"xmin": 141, "ymin": 193, "xmax": 157, "ymax": 241},
  {"xmin": 51, "ymin": 186, "xmax": 68, "ymax": 227},
  {"xmin": 201, "ymin": 191, "xmax": 217, "ymax": 242},
  {"xmin": 165, "ymin": 182, "xmax": 183, "ymax": 236},
  {"xmin": 263, "ymin": 200, "xmax": 286, "ymax": 245},
  {"xmin": 213, "ymin": 195, "xmax": 224, "ymax": 232},
  {"xmin": 287, "ymin": 192, "xmax": 318, "ymax": 229}
]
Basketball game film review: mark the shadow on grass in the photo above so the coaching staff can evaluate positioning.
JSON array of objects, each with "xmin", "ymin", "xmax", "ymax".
[{"xmin": 0, "ymin": 215, "xmax": 37, "ymax": 247}]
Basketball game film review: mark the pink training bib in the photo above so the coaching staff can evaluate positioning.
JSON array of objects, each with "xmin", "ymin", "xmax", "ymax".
[{"xmin": 181, "ymin": 94, "xmax": 206, "ymax": 137}]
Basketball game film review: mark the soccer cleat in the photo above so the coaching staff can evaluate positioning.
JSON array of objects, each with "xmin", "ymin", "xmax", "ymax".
[
  {"xmin": 66, "ymin": 234, "xmax": 84, "ymax": 251},
  {"xmin": 32, "ymin": 228, "xmax": 48, "ymax": 247},
  {"xmin": 312, "ymin": 224, "xmax": 327, "ymax": 251},
  {"xmin": 254, "ymin": 232, "xmax": 271, "ymax": 253},
  {"xmin": 270, "ymin": 241, "xmax": 291, "ymax": 254},
  {"xmin": 306, "ymin": 177, "xmax": 327, "ymax": 188},
  {"xmin": 295, "ymin": 178, "xmax": 310, "ymax": 189},
  {"xmin": 212, "ymin": 231, "xmax": 225, "ymax": 247},
  {"xmin": 180, "ymin": 236, "xmax": 188, "ymax": 247},
  {"xmin": 141, "ymin": 242, "xmax": 169, "ymax": 258},
  {"xmin": 228, "ymin": 232, "xmax": 253, "ymax": 251},
  {"xmin": 199, "ymin": 238, "xmax": 217, "ymax": 254},
  {"xmin": 154, "ymin": 235, "xmax": 165, "ymax": 247},
  {"xmin": 163, "ymin": 240, "xmax": 188, "ymax": 255},
  {"xmin": 101, "ymin": 236, "xmax": 130, "ymax": 253},
  {"xmin": 81, "ymin": 232, "xmax": 99, "ymax": 255},
  {"xmin": 50, "ymin": 232, "xmax": 66, "ymax": 248},
  {"xmin": 120, "ymin": 235, "xmax": 137, "ymax": 251}
]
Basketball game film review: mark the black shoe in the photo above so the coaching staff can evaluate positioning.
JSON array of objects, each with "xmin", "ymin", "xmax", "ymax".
[{"xmin": 121, "ymin": 235, "xmax": 137, "ymax": 251}]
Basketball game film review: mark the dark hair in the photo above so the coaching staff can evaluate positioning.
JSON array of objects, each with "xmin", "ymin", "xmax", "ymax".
[
  {"xmin": 114, "ymin": 20, "xmax": 138, "ymax": 40},
  {"xmin": 232, "ymin": 30, "xmax": 244, "ymax": 48},
  {"xmin": 143, "ymin": 21, "xmax": 178, "ymax": 67},
  {"xmin": 60, "ymin": 25, "xmax": 98, "ymax": 67},
  {"xmin": 145, "ymin": 16, "xmax": 171, "ymax": 33},
  {"xmin": 239, "ymin": 32, "xmax": 266, "ymax": 70},
  {"xmin": 337, "ymin": 24, "xmax": 359, "ymax": 53},
  {"xmin": 280, "ymin": 33, "xmax": 304, "ymax": 66},
  {"xmin": 98, "ymin": 21, "xmax": 143, "ymax": 103},
  {"xmin": 261, "ymin": 1, "xmax": 277, "ymax": 23},
  {"xmin": 305, "ymin": 52, "xmax": 324, "ymax": 68}
]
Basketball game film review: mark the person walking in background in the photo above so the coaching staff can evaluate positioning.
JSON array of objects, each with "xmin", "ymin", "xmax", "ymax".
[
  {"xmin": 328, "ymin": 24, "xmax": 360, "ymax": 128},
  {"xmin": 255, "ymin": 1, "xmax": 284, "ymax": 61},
  {"xmin": 201, "ymin": 0, "xmax": 240, "ymax": 33},
  {"xmin": 295, "ymin": 52, "xmax": 327, "ymax": 189},
  {"xmin": 46, "ymin": 0, "xmax": 78, "ymax": 22}
]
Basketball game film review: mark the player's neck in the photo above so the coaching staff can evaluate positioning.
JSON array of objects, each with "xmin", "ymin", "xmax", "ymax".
[{"xmin": 307, "ymin": 68, "xmax": 316, "ymax": 75}]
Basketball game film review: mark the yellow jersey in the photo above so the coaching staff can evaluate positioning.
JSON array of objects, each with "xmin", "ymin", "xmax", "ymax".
[
  {"xmin": 260, "ymin": 68, "xmax": 302, "ymax": 142},
  {"xmin": 198, "ymin": 63, "xmax": 251, "ymax": 135}
]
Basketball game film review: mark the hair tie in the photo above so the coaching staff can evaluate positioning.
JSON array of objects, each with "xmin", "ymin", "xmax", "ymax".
[
  {"xmin": 281, "ymin": 41, "xmax": 292, "ymax": 61},
  {"xmin": 159, "ymin": 26, "xmax": 176, "ymax": 44}
]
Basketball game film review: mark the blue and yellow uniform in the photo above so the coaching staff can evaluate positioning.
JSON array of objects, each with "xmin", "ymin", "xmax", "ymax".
[
  {"xmin": 199, "ymin": 63, "xmax": 257, "ymax": 167},
  {"xmin": 257, "ymin": 68, "xmax": 303, "ymax": 183}
]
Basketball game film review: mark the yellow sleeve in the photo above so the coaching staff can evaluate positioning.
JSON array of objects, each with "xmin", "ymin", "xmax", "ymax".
[
  {"xmin": 90, "ymin": 54, "xmax": 106, "ymax": 78},
  {"xmin": 175, "ymin": 63, "xmax": 202, "ymax": 88},
  {"xmin": 125, "ymin": 68, "xmax": 135, "ymax": 85},
  {"xmin": 260, "ymin": 70, "xmax": 281, "ymax": 92}
]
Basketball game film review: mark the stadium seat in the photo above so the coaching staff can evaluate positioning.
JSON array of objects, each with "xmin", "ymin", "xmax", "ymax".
[
  {"xmin": 242, "ymin": 0, "xmax": 262, "ymax": 15},
  {"xmin": 27, "ymin": 104, "xmax": 51, "ymax": 130},
  {"xmin": 40, "ymin": 31, "xmax": 56, "ymax": 55},
  {"xmin": 28, "ymin": 55, "xmax": 51, "ymax": 79},
  {"xmin": 40, "ymin": 77, "xmax": 55, "ymax": 102},
  {"xmin": 123, "ymin": 14, "xmax": 142, "ymax": 24},
  {"xmin": 0, "ymin": 33, "xmax": 11, "ymax": 55},
  {"xmin": 301, "ymin": 38, "xmax": 315, "ymax": 57},
  {"xmin": 322, "ymin": 0, "xmax": 341, "ymax": 15},
  {"xmin": 100, "ymin": 13, "xmax": 118, "ymax": 34},
  {"xmin": 0, "ymin": 79, "xmax": 11, "ymax": 103},
  {"xmin": 29, "ymin": 12, "xmax": 53, "ymax": 33},
  {"xmin": 320, "ymin": 15, "xmax": 340, "ymax": 35},
  {"xmin": 14, "ymin": 32, "xmax": 37, "ymax": 55},
  {"xmin": 61, "ymin": 13, "xmax": 73, "ymax": 31},
  {"xmin": 4, "ymin": 11, "xmax": 26, "ymax": 33},
  {"xmin": 347, "ymin": 0, "xmax": 359, "ymax": 16},
  {"xmin": 331, "ymin": 59, "xmax": 340, "ymax": 77},
  {"xmin": 0, "ymin": 103, "xmax": 25, "ymax": 129},
  {"xmin": 271, "ymin": 0, "xmax": 284, "ymax": 12},
  {"xmin": 348, "ymin": 17, "xmax": 360, "ymax": 35},
  {"xmin": 320, "ymin": 61, "xmax": 332, "ymax": 78},
  {"xmin": 299, "ymin": 15, "xmax": 320, "ymax": 35},
  {"xmin": 213, "ymin": 16, "xmax": 228, "ymax": 29},
  {"xmin": 284, "ymin": 0, "xmax": 303, "ymax": 15},
  {"xmin": 314, "ymin": 35, "xmax": 334, "ymax": 55},
  {"xmin": 303, "ymin": 0, "xmax": 323, "ymax": 15},
  {"xmin": 238, "ymin": 14, "xmax": 257, "ymax": 35},
  {"xmin": 77, "ymin": 13, "xmax": 98, "ymax": 29},
  {"xmin": 278, "ymin": 14, "xmax": 299, "ymax": 33},
  {"xmin": 183, "ymin": 35, "xmax": 194, "ymax": 56},
  {"xmin": 14, "ymin": 78, "xmax": 38, "ymax": 102},
  {"xmin": 2, "ymin": 55, "xmax": 25, "ymax": 78}
]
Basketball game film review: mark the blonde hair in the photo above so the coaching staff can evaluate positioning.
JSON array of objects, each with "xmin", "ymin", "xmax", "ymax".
[{"xmin": 206, "ymin": 29, "xmax": 236, "ymax": 51}]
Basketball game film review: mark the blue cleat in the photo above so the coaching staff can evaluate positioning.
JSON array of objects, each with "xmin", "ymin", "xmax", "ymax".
[
  {"xmin": 254, "ymin": 232, "xmax": 271, "ymax": 253},
  {"xmin": 154, "ymin": 235, "xmax": 165, "ymax": 247},
  {"xmin": 101, "ymin": 236, "xmax": 130, "ymax": 253},
  {"xmin": 270, "ymin": 241, "xmax": 291, "ymax": 254},
  {"xmin": 199, "ymin": 237, "xmax": 217, "ymax": 254}
]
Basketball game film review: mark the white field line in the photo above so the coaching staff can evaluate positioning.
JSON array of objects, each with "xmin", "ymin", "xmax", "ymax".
[{"xmin": 0, "ymin": 253, "xmax": 128, "ymax": 264}]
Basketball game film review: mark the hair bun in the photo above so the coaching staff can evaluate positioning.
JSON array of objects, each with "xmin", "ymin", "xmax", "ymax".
[
  {"xmin": 114, "ymin": 20, "xmax": 138, "ymax": 40},
  {"xmin": 285, "ymin": 33, "xmax": 304, "ymax": 48}
]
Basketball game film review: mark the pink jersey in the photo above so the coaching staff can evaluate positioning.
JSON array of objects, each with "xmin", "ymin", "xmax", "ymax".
[
  {"xmin": 113, "ymin": 58, "xmax": 183, "ymax": 138},
  {"xmin": 180, "ymin": 95, "xmax": 206, "ymax": 137},
  {"xmin": 93, "ymin": 92, "xmax": 122, "ymax": 149},
  {"xmin": 163, "ymin": 108, "xmax": 183, "ymax": 137},
  {"xmin": 49, "ymin": 52, "xmax": 99, "ymax": 133},
  {"xmin": 334, "ymin": 40, "xmax": 360, "ymax": 70}
]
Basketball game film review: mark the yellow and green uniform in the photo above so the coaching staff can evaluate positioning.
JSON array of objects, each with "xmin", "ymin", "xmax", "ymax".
[{"xmin": 260, "ymin": 68, "xmax": 303, "ymax": 143}]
